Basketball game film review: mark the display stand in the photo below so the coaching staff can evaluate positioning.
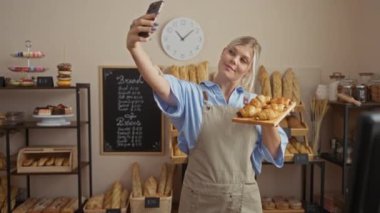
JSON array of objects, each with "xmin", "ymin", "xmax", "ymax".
[
  {"xmin": 0, "ymin": 83, "xmax": 92, "ymax": 213},
  {"xmin": 8, "ymin": 40, "xmax": 47, "ymax": 87}
]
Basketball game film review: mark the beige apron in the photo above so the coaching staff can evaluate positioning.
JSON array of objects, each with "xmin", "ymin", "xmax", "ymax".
[{"xmin": 178, "ymin": 93, "xmax": 262, "ymax": 213}]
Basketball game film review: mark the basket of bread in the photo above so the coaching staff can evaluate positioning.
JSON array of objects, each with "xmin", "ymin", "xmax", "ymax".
[
  {"xmin": 84, "ymin": 181, "xmax": 129, "ymax": 213},
  {"xmin": 17, "ymin": 146, "xmax": 77, "ymax": 173},
  {"xmin": 130, "ymin": 162, "xmax": 175, "ymax": 213},
  {"xmin": 233, "ymin": 95, "xmax": 296, "ymax": 127},
  {"xmin": 284, "ymin": 137, "xmax": 314, "ymax": 161},
  {"xmin": 13, "ymin": 197, "xmax": 79, "ymax": 213}
]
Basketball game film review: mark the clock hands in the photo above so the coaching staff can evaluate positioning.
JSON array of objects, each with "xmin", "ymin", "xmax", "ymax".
[
  {"xmin": 182, "ymin": 29, "xmax": 194, "ymax": 40},
  {"xmin": 175, "ymin": 30, "xmax": 185, "ymax": 41},
  {"xmin": 175, "ymin": 29, "xmax": 194, "ymax": 41}
]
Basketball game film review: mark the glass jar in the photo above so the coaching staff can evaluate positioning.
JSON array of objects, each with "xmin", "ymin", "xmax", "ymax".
[
  {"xmin": 358, "ymin": 72, "xmax": 374, "ymax": 85},
  {"xmin": 329, "ymin": 72, "xmax": 345, "ymax": 101},
  {"xmin": 369, "ymin": 79, "xmax": 380, "ymax": 102},
  {"xmin": 338, "ymin": 79, "xmax": 355, "ymax": 97},
  {"xmin": 353, "ymin": 84, "xmax": 368, "ymax": 102}
]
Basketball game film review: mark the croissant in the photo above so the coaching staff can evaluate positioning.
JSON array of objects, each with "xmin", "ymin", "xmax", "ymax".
[
  {"xmin": 239, "ymin": 105, "xmax": 260, "ymax": 118},
  {"xmin": 255, "ymin": 108, "xmax": 279, "ymax": 120}
]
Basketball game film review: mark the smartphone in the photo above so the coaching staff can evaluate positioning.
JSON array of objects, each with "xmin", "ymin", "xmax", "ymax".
[{"xmin": 138, "ymin": 0, "xmax": 164, "ymax": 38}]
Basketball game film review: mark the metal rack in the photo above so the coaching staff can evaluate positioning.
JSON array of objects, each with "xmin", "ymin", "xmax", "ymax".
[
  {"xmin": 0, "ymin": 83, "xmax": 92, "ymax": 213},
  {"xmin": 262, "ymin": 159, "xmax": 326, "ymax": 213},
  {"xmin": 320, "ymin": 101, "xmax": 380, "ymax": 198}
]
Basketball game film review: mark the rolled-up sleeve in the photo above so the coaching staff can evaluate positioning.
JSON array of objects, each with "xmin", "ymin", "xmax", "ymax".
[
  {"xmin": 153, "ymin": 74, "xmax": 203, "ymax": 154},
  {"xmin": 251, "ymin": 126, "xmax": 288, "ymax": 174}
]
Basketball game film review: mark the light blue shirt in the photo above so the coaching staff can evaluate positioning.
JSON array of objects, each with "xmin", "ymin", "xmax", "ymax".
[{"xmin": 154, "ymin": 75, "xmax": 288, "ymax": 174}]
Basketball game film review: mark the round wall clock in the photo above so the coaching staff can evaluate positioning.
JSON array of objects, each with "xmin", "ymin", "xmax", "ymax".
[{"xmin": 160, "ymin": 17, "xmax": 204, "ymax": 61}]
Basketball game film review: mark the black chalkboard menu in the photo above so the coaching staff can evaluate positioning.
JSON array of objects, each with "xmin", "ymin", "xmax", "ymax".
[{"xmin": 100, "ymin": 66, "xmax": 163, "ymax": 154}]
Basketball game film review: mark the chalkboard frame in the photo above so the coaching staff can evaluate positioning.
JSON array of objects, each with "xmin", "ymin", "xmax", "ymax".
[{"xmin": 99, "ymin": 66, "xmax": 164, "ymax": 155}]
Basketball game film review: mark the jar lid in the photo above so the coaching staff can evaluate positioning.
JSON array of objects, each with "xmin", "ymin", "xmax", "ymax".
[
  {"xmin": 330, "ymin": 72, "xmax": 345, "ymax": 80},
  {"xmin": 355, "ymin": 84, "xmax": 366, "ymax": 88},
  {"xmin": 340, "ymin": 79, "xmax": 355, "ymax": 86},
  {"xmin": 359, "ymin": 72, "xmax": 374, "ymax": 76}
]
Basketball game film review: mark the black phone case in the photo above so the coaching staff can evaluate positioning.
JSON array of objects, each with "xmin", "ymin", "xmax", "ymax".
[{"xmin": 138, "ymin": 1, "xmax": 163, "ymax": 38}]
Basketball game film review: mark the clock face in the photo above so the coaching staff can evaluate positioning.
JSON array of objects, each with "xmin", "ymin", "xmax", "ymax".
[{"xmin": 161, "ymin": 17, "xmax": 204, "ymax": 61}]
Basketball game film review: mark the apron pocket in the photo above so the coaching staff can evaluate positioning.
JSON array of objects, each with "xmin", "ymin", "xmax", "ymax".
[
  {"xmin": 178, "ymin": 185, "xmax": 199, "ymax": 213},
  {"xmin": 181, "ymin": 182, "xmax": 243, "ymax": 213},
  {"xmin": 241, "ymin": 182, "xmax": 262, "ymax": 213}
]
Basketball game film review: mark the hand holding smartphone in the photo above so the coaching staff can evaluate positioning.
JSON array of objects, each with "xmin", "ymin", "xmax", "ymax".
[{"xmin": 138, "ymin": 0, "xmax": 164, "ymax": 38}]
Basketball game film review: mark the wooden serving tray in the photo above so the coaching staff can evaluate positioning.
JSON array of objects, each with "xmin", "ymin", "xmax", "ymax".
[
  {"xmin": 263, "ymin": 208, "xmax": 304, "ymax": 213},
  {"xmin": 232, "ymin": 102, "xmax": 297, "ymax": 127}
]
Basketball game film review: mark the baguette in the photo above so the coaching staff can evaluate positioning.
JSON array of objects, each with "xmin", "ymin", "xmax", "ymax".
[
  {"xmin": 178, "ymin": 66, "xmax": 189, "ymax": 81},
  {"xmin": 44, "ymin": 157, "xmax": 55, "ymax": 166},
  {"xmin": 196, "ymin": 61, "xmax": 209, "ymax": 83},
  {"xmin": 85, "ymin": 194, "xmax": 104, "ymax": 210},
  {"xmin": 111, "ymin": 181, "xmax": 122, "ymax": 208},
  {"xmin": 43, "ymin": 197, "xmax": 70, "ymax": 213},
  {"xmin": 13, "ymin": 198, "xmax": 39, "ymax": 213},
  {"xmin": 164, "ymin": 163, "xmax": 175, "ymax": 196},
  {"xmin": 38, "ymin": 157, "xmax": 48, "ymax": 166},
  {"xmin": 131, "ymin": 162, "xmax": 143, "ymax": 197},
  {"xmin": 282, "ymin": 68, "xmax": 294, "ymax": 99},
  {"xmin": 292, "ymin": 72, "xmax": 301, "ymax": 104},
  {"xmin": 120, "ymin": 189, "xmax": 129, "ymax": 208},
  {"xmin": 103, "ymin": 189, "xmax": 112, "ymax": 209},
  {"xmin": 258, "ymin": 65, "xmax": 272, "ymax": 97},
  {"xmin": 271, "ymin": 71, "xmax": 282, "ymax": 98},
  {"xmin": 188, "ymin": 64, "xmax": 197, "ymax": 83},
  {"xmin": 27, "ymin": 198, "xmax": 53, "ymax": 213},
  {"xmin": 22, "ymin": 158, "xmax": 35, "ymax": 167},
  {"xmin": 157, "ymin": 164, "xmax": 167, "ymax": 196},
  {"xmin": 61, "ymin": 198, "xmax": 78, "ymax": 213},
  {"xmin": 144, "ymin": 176, "xmax": 158, "ymax": 197}
]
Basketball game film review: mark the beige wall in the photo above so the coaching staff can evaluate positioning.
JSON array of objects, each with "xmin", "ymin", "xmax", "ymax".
[{"xmin": 0, "ymin": 0, "xmax": 377, "ymax": 201}]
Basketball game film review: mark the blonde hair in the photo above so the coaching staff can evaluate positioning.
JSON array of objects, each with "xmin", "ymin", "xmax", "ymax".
[{"xmin": 225, "ymin": 36, "xmax": 261, "ymax": 92}]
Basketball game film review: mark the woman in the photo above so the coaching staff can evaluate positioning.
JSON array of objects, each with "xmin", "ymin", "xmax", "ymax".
[{"xmin": 127, "ymin": 13, "xmax": 288, "ymax": 213}]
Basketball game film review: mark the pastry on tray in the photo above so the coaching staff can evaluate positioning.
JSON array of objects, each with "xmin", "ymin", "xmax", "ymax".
[{"xmin": 33, "ymin": 104, "xmax": 73, "ymax": 116}]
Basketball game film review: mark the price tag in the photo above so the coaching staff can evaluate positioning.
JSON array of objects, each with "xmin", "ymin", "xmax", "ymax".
[
  {"xmin": 145, "ymin": 197, "xmax": 160, "ymax": 208},
  {"xmin": 106, "ymin": 209, "xmax": 121, "ymax": 213},
  {"xmin": 37, "ymin": 76, "xmax": 54, "ymax": 87},
  {"xmin": 0, "ymin": 77, "xmax": 5, "ymax": 87},
  {"xmin": 294, "ymin": 153, "xmax": 309, "ymax": 165}
]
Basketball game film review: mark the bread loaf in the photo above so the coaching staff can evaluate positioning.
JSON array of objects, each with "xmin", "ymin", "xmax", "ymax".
[
  {"xmin": 168, "ymin": 65, "xmax": 180, "ymax": 78},
  {"xmin": 196, "ymin": 61, "xmax": 208, "ymax": 83},
  {"xmin": 120, "ymin": 189, "xmax": 129, "ymax": 208},
  {"xmin": 27, "ymin": 197, "xmax": 53, "ymax": 213},
  {"xmin": 292, "ymin": 72, "xmax": 301, "ymax": 104},
  {"xmin": 54, "ymin": 157, "xmax": 64, "ymax": 166},
  {"xmin": 37, "ymin": 157, "xmax": 48, "ymax": 166},
  {"xmin": 282, "ymin": 68, "xmax": 294, "ymax": 99},
  {"xmin": 22, "ymin": 158, "xmax": 34, "ymax": 167},
  {"xmin": 144, "ymin": 176, "xmax": 158, "ymax": 197},
  {"xmin": 157, "ymin": 164, "xmax": 167, "ymax": 196},
  {"xmin": 43, "ymin": 197, "xmax": 70, "ymax": 213},
  {"xmin": 103, "ymin": 189, "xmax": 112, "ymax": 209},
  {"xmin": 111, "ymin": 181, "xmax": 122, "ymax": 208},
  {"xmin": 188, "ymin": 64, "xmax": 197, "ymax": 83},
  {"xmin": 85, "ymin": 194, "xmax": 104, "ymax": 210},
  {"xmin": 61, "ymin": 198, "xmax": 78, "ymax": 213},
  {"xmin": 13, "ymin": 198, "xmax": 39, "ymax": 213},
  {"xmin": 178, "ymin": 66, "xmax": 189, "ymax": 81},
  {"xmin": 131, "ymin": 162, "xmax": 143, "ymax": 197},
  {"xmin": 258, "ymin": 65, "xmax": 272, "ymax": 97},
  {"xmin": 164, "ymin": 163, "xmax": 175, "ymax": 196},
  {"xmin": 44, "ymin": 157, "xmax": 55, "ymax": 166},
  {"xmin": 271, "ymin": 71, "xmax": 282, "ymax": 98}
]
